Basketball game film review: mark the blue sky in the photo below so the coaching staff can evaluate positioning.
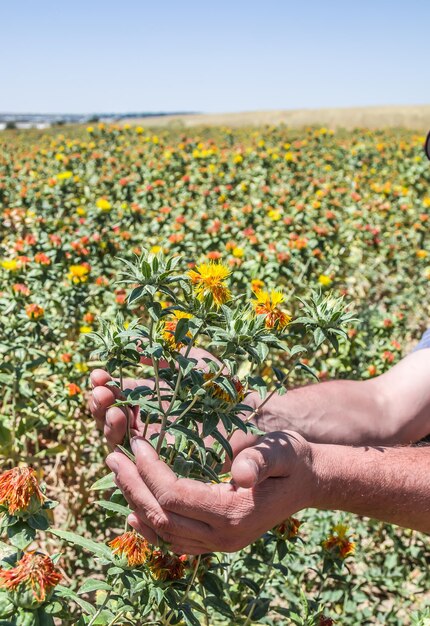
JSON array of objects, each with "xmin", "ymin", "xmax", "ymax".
[{"xmin": 1, "ymin": 0, "xmax": 429, "ymax": 113}]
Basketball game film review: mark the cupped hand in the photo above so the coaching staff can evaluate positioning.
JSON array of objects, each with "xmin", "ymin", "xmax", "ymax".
[
  {"xmin": 105, "ymin": 431, "xmax": 315, "ymax": 555},
  {"xmin": 89, "ymin": 347, "xmax": 264, "ymax": 456}
]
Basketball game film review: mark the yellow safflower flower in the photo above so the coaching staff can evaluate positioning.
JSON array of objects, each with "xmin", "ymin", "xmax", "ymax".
[
  {"xmin": 56, "ymin": 171, "xmax": 73, "ymax": 180},
  {"xmin": 79, "ymin": 326, "xmax": 92, "ymax": 334},
  {"xmin": 268, "ymin": 209, "xmax": 281, "ymax": 221},
  {"xmin": 150, "ymin": 245, "xmax": 163, "ymax": 254},
  {"xmin": 188, "ymin": 262, "xmax": 231, "ymax": 307},
  {"xmin": 416, "ymin": 249, "xmax": 428, "ymax": 259},
  {"xmin": 318, "ymin": 274, "xmax": 332, "ymax": 287},
  {"xmin": 232, "ymin": 247, "xmax": 244, "ymax": 258},
  {"xmin": 96, "ymin": 198, "xmax": 112, "ymax": 211},
  {"xmin": 67, "ymin": 265, "xmax": 90, "ymax": 284},
  {"xmin": 74, "ymin": 362, "xmax": 89, "ymax": 373},
  {"xmin": 1, "ymin": 259, "xmax": 19, "ymax": 271},
  {"xmin": 253, "ymin": 290, "xmax": 291, "ymax": 329}
]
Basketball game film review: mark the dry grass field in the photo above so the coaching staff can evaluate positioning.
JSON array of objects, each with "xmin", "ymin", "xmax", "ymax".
[{"xmin": 123, "ymin": 104, "xmax": 430, "ymax": 130}]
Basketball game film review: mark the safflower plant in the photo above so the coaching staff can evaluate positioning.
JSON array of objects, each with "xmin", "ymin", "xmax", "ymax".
[
  {"xmin": 1, "ymin": 124, "xmax": 428, "ymax": 624},
  {"xmin": 4, "ymin": 249, "xmax": 353, "ymax": 626}
]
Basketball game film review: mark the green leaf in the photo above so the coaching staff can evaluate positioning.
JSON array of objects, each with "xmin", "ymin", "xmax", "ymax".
[
  {"xmin": 204, "ymin": 594, "xmax": 235, "ymax": 619},
  {"xmin": 55, "ymin": 585, "xmax": 96, "ymax": 616},
  {"xmin": 8, "ymin": 522, "xmax": 35, "ymax": 550},
  {"xmin": 36, "ymin": 609, "xmax": 55, "ymax": 626},
  {"xmin": 27, "ymin": 512, "xmax": 50, "ymax": 531},
  {"xmin": 296, "ymin": 362, "xmax": 319, "ymax": 382},
  {"xmin": 78, "ymin": 578, "xmax": 112, "ymax": 595},
  {"xmin": 174, "ymin": 317, "xmax": 190, "ymax": 343},
  {"xmin": 50, "ymin": 529, "xmax": 112, "ymax": 561},
  {"xmin": 90, "ymin": 473, "xmax": 116, "ymax": 491},
  {"xmin": 176, "ymin": 354, "xmax": 197, "ymax": 376},
  {"xmin": 212, "ymin": 429, "xmax": 233, "ymax": 460},
  {"xmin": 95, "ymin": 500, "xmax": 131, "ymax": 517}
]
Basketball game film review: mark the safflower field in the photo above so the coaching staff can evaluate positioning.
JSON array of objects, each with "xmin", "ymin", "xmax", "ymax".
[{"xmin": 0, "ymin": 123, "xmax": 429, "ymax": 625}]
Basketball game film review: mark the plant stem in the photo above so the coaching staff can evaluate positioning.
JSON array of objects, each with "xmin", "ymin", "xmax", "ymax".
[
  {"xmin": 164, "ymin": 556, "xmax": 201, "ymax": 626},
  {"xmin": 88, "ymin": 575, "xmax": 121, "ymax": 626},
  {"xmin": 106, "ymin": 611, "xmax": 125, "ymax": 626},
  {"xmin": 119, "ymin": 361, "xmax": 132, "ymax": 448},
  {"xmin": 155, "ymin": 333, "xmax": 205, "ymax": 454},
  {"xmin": 243, "ymin": 543, "xmax": 277, "ymax": 626}
]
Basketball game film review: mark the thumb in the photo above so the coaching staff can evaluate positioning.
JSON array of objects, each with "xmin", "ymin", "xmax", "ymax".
[{"xmin": 231, "ymin": 432, "xmax": 291, "ymax": 488}]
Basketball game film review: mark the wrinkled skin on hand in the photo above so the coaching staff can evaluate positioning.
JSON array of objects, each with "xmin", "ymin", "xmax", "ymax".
[
  {"xmin": 105, "ymin": 432, "xmax": 314, "ymax": 554},
  {"xmin": 89, "ymin": 347, "xmax": 313, "ymax": 554}
]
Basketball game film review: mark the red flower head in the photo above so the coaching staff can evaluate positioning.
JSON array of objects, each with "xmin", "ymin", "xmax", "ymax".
[
  {"xmin": 272, "ymin": 516, "xmax": 302, "ymax": 540},
  {"xmin": 0, "ymin": 552, "xmax": 62, "ymax": 607},
  {"xmin": 148, "ymin": 550, "xmax": 187, "ymax": 582},
  {"xmin": 0, "ymin": 466, "xmax": 46, "ymax": 516},
  {"xmin": 109, "ymin": 531, "xmax": 150, "ymax": 567},
  {"xmin": 322, "ymin": 524, "xmax": 355, "ymax": 560},
  {"xmin": 26, "ymin": 303, "xmax": 44, "ymax": 320}
]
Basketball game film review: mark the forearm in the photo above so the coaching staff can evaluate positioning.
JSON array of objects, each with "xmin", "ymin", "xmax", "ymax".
[
  {"xmin": 255, "ymin": 378, "xmax": 389, "ymax": 446},
  {"xmin": 310, "ymin": 442, "xmax": 430, "ymax": 534},
  {"xmin": 256, "ymin": 350, "xmax": 430, "ymax": 446}
]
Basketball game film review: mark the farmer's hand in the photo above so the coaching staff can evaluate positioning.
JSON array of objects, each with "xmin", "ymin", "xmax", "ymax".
[
  {"xmin": 89, "ymin": 347, "xmax": 224, "ymax": 447},
  {"xmin": 89, "ymin": 347, "xmax": 263, "ymax": 455},
  {"xmin": 105, "ymin": 431, "xmax": 315, "ymax": 554}
]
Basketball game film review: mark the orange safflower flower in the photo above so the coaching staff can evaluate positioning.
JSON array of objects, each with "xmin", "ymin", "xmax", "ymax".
[
  {"xmin": 252, "ymin": 290, "xmax": 291, "ymax": 329},
  {"xmin": 322, "ymin": 524, "xmax": 355, "ymax": 560},
  {"xmin": 250, "ymin": 278, "xmax": 264, "ymax": 293},
  {"xmin": 13, "ymin": 283, "xmax": 30, "ymax": 296},
  {"xmin": 0, "ymin": 466, "xmax": 46, "ymax": 515},
  {"xmin": 272, "ymin": 516, "xmax": 302, "ymax": 540},
  {"xmin": 148, "ymin": 550, "xmax": 187, "ymax": 581},
  {"xmin": 207, "ymin": 250, "xmax": 222, "ymax": 260},
  {"xmin": 162, "ymin": 310, "xmax": 193, "ymax": 351},
  {"xmin": 25, "ymin": 303, "xmax": 44, "ymax": 320},
  {"xmin": 0, "ymin": 552, "xmax": 62, "ymax": 604},
  {"xmin": 203, "ymin": 373, "xmax": 245, "ymax": 405},
  {"xmin": 109, "ymin": 531, "xmax": 150, "ymax": 567},
  {"xmin": 188, "ymin": 262, "xmax": 231, "ymax": 308},
  {"xmin": 67, "ymin": 383, "xmax": 81, "ymax": 397},
  {"xmin": 34, "ymin": 253, "xmax": 51, "ymax": 266}
]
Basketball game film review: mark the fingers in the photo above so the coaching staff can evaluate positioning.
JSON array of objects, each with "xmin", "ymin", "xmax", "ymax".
[
  {"xmin": 104, "ymin": 406, "xmax": 129, "ymax": 447},
  {"xmin": 127, "ymin": 513, "xmax": 209, "ymax": 555},
  {"xmin": 130, "ymin": 438, "xmax": 177, "ymax": 499},
  {"xmin": 130, "ymin": 438, "xmax": 219, "ymax": 523},
  {"xmin": 107, "ymin": 448, "xmax": 212, "ymax": 546},
  {"xmin": 90, "ymin": 368, "xmax": 112, "ymax": 388},
  {"xmin": 90, "ymin": 385, "xmax": 117, "ymax": 426},
  {"xmin": 231, "ymin": 432, "xmax": 293, "ymax": 488}
]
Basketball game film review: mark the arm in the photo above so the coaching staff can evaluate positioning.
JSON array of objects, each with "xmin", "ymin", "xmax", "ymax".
[
  {"xmin": 258, "ymin": 349, "xmax": 430, "ymax": 445},
  {"xmin": 106, "ymin": 430, "xmax": 429, "ymax": 556},
  {"xmin": 312, "ymin": 442, "xmax": 430, "ymax": 534}
]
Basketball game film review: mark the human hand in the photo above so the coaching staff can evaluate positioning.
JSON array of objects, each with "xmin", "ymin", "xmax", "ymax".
[
  {"xmin": 89, "ymin": 346, "xmax": 264, "ymax": 455},
  {"xmin": 105, "ymin": 430, "xmax": 315, "ymax": 554}
]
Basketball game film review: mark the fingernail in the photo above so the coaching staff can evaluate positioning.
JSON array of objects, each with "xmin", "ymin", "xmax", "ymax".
[{"xmin": 106, "ymin": 456, "xmax": 119, "ymax": 473}]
